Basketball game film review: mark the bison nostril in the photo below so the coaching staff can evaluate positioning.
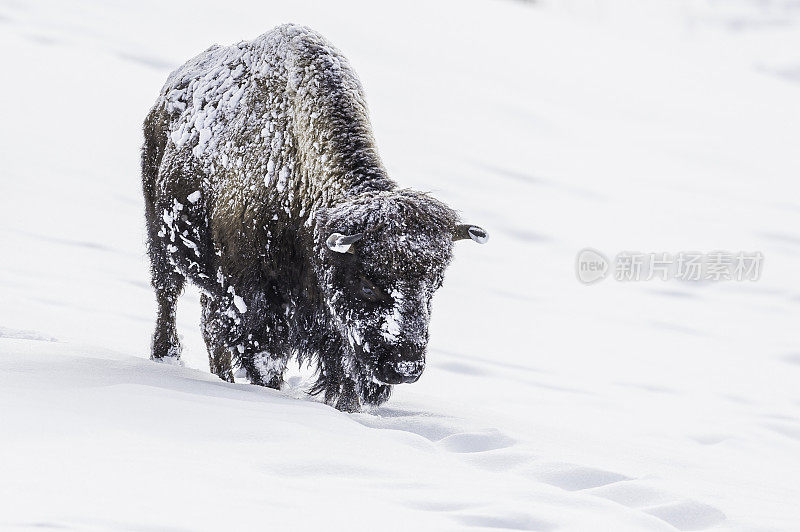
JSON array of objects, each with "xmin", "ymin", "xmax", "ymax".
[{"xmin": 394, "ymin": 360, "xmax": 424, "ymax": 376}]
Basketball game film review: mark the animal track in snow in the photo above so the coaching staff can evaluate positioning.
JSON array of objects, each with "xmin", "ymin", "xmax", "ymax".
[
  {"xmin": 354, "ymin": 407, "xmax": 472, "ymax": 442},
  {"xmin": 523, "ymin": 462, "xmax": 630, "ymax": 491},
  {"xmin": 438, "ymin": 429, "xmax": 516, "ymax": 454},
  {"xmin": 590, "ymin": 479, "xmax": 727, "ymax": 530},
  {"xmin": 645, "ymin": 500, "xmax": 726, "ymax": 531},
  {"xmin": 358, "ymin": 407, "xmax": 726, "ymax": 529},
  {"xmin": 452, "ymin": 512, "xmax": 556, "ymax": 531},
  {"xmin": 589, "ymin": 480, "xmax": 676, "ymax": 508}
]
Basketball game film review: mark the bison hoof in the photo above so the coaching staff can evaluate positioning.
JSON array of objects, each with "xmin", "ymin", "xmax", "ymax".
[
  {"xmin": 151, "ymin": 355, "xmax": 184, "ymax": 367},
  {"xmin": 334, "ymin": 393, "xmax": 361, "ymax": 413}
]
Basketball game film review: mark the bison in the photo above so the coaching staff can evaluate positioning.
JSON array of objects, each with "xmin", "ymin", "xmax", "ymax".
[{"xmin": 141, "ymin": 24, "xmax": 487, "ymax": 412}]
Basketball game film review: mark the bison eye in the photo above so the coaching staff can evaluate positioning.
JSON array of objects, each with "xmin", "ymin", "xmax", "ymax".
[{"xmin": 357, "ymin": 276, "xmax": 384, "ymax": 302}]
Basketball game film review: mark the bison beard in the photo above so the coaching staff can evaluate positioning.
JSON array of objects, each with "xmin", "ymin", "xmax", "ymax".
[{"xmin": 141, "ymin": 24, "xmax": 487, "ymax": 412}]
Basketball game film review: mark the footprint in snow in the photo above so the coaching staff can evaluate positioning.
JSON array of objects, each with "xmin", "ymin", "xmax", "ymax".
[
  {"xmin": 645, "ymin": 500, "xmax": 726, "ymax": 531},
  {"xmin": 438, "ymin": 429, "xmax": 516, "ymax": 454},
  {"xmin": 523, "ymin": 462, "xmax": 630, "ymax": 491},
  {"xmin": 589, "ymin": 479, "xmax": 727, "ymax": 530},
  {"xmin": 453, "ymin": 512, "xmax": 556, "ymax": 531},
  {"xmin": 358, "ymin": 410, "xmax": 726, "ymax": 530}
]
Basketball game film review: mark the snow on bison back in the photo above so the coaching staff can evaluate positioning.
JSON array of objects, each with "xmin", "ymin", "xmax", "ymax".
[{"xmin": 141, "ymin": 23, "xmax": 488, "ymax": 412}]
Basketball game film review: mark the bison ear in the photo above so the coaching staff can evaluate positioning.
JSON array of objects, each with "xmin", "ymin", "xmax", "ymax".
[
  {"xmin": 453, "ymin": 224, "xmax": 488, "ymax": 244},
  {"xmin": 326, "ymin": 232, "xmax": 364, "ymax": 254}
]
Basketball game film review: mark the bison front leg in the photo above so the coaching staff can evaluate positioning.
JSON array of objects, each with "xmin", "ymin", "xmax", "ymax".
[
  {"xmin": 201, "ymin": 294, "xmax": 288, "ymax": 388},
  {"xmin": 318, "ymin": 346, "xmax": 391, "ymax": 412},
  {"xmin": 331, "ymin": 374, "xmax": 390, "ymax": 413},
  {"xmin": 240, "ymin": 349, "xmax": 289, "ymax": 390},
  {"xmin": 333, "ymin": 380, "xmax": 361, "ymax": 413}
]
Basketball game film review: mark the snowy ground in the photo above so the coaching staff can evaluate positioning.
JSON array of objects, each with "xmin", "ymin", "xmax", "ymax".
[{"xmin": 1, "ymin": 0, "xmax": 799, "ymax": 530}]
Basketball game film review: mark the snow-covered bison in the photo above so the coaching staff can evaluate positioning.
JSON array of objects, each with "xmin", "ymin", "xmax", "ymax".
[{"xmin": 141, "ymin": 24, "xmax": 487, "ymax": 411}]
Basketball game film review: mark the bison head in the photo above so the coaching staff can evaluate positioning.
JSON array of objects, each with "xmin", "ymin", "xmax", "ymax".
[{"xmin": 313, "ymin": 190, "xmax": 487, "ymax": 387}]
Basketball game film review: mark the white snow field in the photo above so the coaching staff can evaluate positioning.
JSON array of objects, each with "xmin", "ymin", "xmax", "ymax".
[{"xmin": 1, "ymin": 0, "xmax": 799, "ymax": 530}]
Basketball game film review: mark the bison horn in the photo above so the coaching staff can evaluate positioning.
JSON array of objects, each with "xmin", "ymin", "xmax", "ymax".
[
  {"xmin": 326, "ymin": 232, "xmax": 364, "ymax": 254},
  {"xmin": 453, "ymin": 224, "xmax": 488, "ymax": 244}
]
